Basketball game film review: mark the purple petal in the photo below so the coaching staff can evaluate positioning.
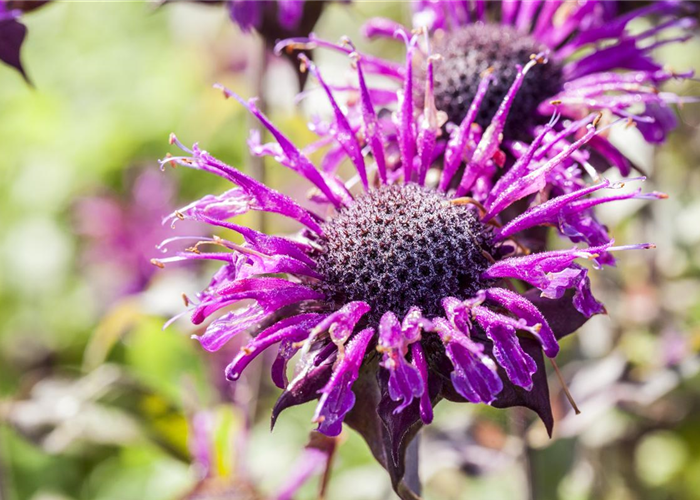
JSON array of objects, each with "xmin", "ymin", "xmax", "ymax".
[
  {"xmin": 385, "ymin": 360, "xmax": 423, "ymax": 414},
  {"xmin": 194, "ymin": 284, "xmax": 324, "ymax": 351},
  {"xmin": 225, "ymin": 313, "xmax": 325, "ymax": 381},
  {"xmin": 196, "ymin": 302, "xmax": 268, "ymax": 352},
  {"xmin": 416, "ymin": 54, "xmax": 441, "ymax": 185},
  {"xmin": 637, "ymin": 100, "xmax": 679, "ymax": 144},
  {"xmin": 410, "ymin": 342, "xmax": 433, "ymax": 425},
  {"xmin": 515, "ymin": 0, "xmax": 541, "ymax": 32},
  {"xmin": 313, "ymin": 301, "xmax": 371, "ymax": 345},
  {"xmin": 472, "ymin": 307, "xmax": 538, "ymax": 391},
  {"xmin": 227, "ymin": 0, "xmax": 262, "ymax": 32},
  {"xmin": 0, "ymin": 14, "xmax": 28, "ymax": 81},
  {"xmin": 276, "ymin": 0, "xmax": 305, "ymax": 30},
  {"xmin": 484, "ymin": 123, "xmax": 597, "ymax": 220},
  {"xmin": 361, "ymin": 17, "xmax": 410, "ymax": 40},
  {"xmin": 275, "ymin": 35, "xmax": 405, "ymax": 80},
  {"xmin": 302, "ymin": 54, "xmax": 369, "ymax": 191},
  {"xmin": 271, "ymin": 338, "xmax": 299, "ymax": 389},
  {"xmin": 482, "ymin": 243, "xmax": 613, "ymax": 291},
  {"xmin": 216, "ymin": 88, "xmax": 346, "ymax": 208},
  {"xmin": 394, "ymin": 35, "xmax": 417, "ymax": 182},
  {"xmin": 313, "ymin": 327, "xmax": 374, "ymax": 436},
  {"xmin": 572, "ymin": 266, "xmax": 606, "ymax": 317},
  {"xmin": 484, "ymin": 287, "xmax": 559, "ymax": 358},
  {"xmin": 439, "ymin": 68, "xmax": 493, "ymax": 191},
  {"xmin": 354, "ymin": 51, "xmax": 388, "ymax": 184},
  {"xmin": 378, "ymin": 311, "xmax": 426, "ymax": 413},
  {"xmin": 434, "ymin": 318, "xmax": 503, "ymax": 404},
  {"xmin": 457, "ymin": 58, "xmax": 542, "ymax": 196},
  {"xmin": 200, "ymin": 218, "xmax": 315, "ymax": 266},
  {"xmin": 166, "ymin": 145, "xmax": 324, "ymax": 234},
  {"xmin": 495, "ymin": 180, "xmax": 611, "ymax": 242}
]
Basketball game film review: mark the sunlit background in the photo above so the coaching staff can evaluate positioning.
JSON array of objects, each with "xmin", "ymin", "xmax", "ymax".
[{"xmin": 2, "ymin": 2, "xmax": 700, "ymax": 500}]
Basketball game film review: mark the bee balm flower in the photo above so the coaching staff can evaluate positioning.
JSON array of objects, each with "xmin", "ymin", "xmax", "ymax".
[
  {"xmin": 357, "ymin": 0, "xmax": 695, "ymax": 173},
  {"xmin": 155, "ymin": 33, "xmax": 661, "ymax": 496}
]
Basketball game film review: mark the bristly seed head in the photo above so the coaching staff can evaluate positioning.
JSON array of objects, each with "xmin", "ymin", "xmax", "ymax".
[
  {"xmin": 421, "ymin": 24, "xmax": 563, "ymax": 135},
  {"xmin": 315, "ymin": 184, "xmax": 492, "ymax": 324}
]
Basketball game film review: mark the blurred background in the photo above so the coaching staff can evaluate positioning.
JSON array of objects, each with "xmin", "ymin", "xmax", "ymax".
[{"xmin": 1, "ymin": 2, "xmax": 700, "ymax": 500}]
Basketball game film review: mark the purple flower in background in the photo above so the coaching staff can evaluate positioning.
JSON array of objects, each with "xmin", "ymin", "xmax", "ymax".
[
  {"xmin": 0, "ymin": 0, "xmax": 28, "ymax": 80},
  {"xmin": 75, "ymin": 169, "xmax": 202, "ymax": 305},
  {"xmin": 0, "ymin": 0, "xmax": 50, "ymax": 81},
  {"xmin": 225, "ymin": 0, "xmax": 343, "ymax": 51},
  {"xmin": 163, "ymin": 1, "xmax": 343, "ymax": 47},
  {"xmin": 184, "ymin": 407, "xmax": 336, "ymax": 500},
  {"xmin": 358, "ymin": 0, "xmax": 695, "ymax": 172},
  {"xmin": 156, "ymin": 32, "xmax": 662, "ymax": 497},
  {"xmin": 229, "ymin": 0, "xmax": 309, "ymax": 34}
]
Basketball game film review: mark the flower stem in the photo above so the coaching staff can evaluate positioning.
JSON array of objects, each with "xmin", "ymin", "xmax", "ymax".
[{"xmin": 404, "ymin": 432, "xmax": 421, "ymax": 497}]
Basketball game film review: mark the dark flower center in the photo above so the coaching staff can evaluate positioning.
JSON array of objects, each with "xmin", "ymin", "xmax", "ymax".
[
  {"xmin": 315, "ymin": 184, "xmax": 492, "ymax": 324},
  {"xmin": 423, "ymin": 23, "xmax": 563, "ymax": 136}
]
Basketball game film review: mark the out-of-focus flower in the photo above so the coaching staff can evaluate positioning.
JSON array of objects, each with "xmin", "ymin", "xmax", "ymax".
[
  {"xmin": 184, "ymin": 407, "xmax": 336, "ymax": 500},
  {"xmin": 166, "ymin": 0, "xmax": 334, "ymax": 42},
  {"xmin": 155, "ymin": 32, "xmax": 661, "ymax": 497},
  {"xmin": 0, "ymin": 0, "xmax": 29, "ymax": 80},
  {"xmin": 355, "ymin": 0, "xmax": 695, "ymax": 173},
  {"xmin": 0, "ymin": 0, "xmax": 51, "ymax": 81},
  {"xmin": 228, "ymin": 0, "xmax": 323, "ymax": 38},
  {"xmin": 75, "ymin": 169, "xmax": 202, "ymax": 305}
]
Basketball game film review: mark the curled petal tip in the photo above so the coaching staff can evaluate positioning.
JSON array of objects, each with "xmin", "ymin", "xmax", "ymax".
[
  {"xmin": 529, "ymin": 50, "xmax": 548, "ymax": 65},
  {"xmin": 339, "ymin": 35, "xmax": 353, "ymax": 48},
  {"xmin": 212, "ymin": 83, "xmax": 228, "ymax": 97},
  {"xmin": 481, "ymin": 66, "xmax": 495, "ymax": 78},
  {"xmin": 592, "ymin": 112, "xmax": 604, "ymax": 128}
]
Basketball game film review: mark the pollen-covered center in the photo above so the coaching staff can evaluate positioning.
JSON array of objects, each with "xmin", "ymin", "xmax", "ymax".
[
  {"xmin": 424, "ymin": 24, "xmax": 563, "ymax": 136},
  {"xmin": 315, "ymin": 184, "xmax": 492, "ymax": 324}
]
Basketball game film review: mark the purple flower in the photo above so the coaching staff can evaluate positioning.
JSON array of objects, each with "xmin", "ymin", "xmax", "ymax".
[
  {"xmin": 0, "ymin": 0, "xmax": 28, "ymax": 80},
  {"xmin": 226, "ymin": 0, "xmax": 351, "ymax": 59},
  {"xmin": 185, "ymin": 408, "xmax": 336, "ymax": 500},
  {"xmin": 75, "ymin": 169, "xmax": 203, "ymax": 304},
  {"xmin": 0, "ymin": 1, "xmax": 51, "ymax": 81},
  {"xmin": 157, "ymin": 33, "xmax": 660, "ymax": 497},
  {"xmin": 356, "ymin": 0, "xmax": 695, "ymax": 173},
  {"xmin": 228, "ymin": 0, "xmax": 306, "ymax": 33}
]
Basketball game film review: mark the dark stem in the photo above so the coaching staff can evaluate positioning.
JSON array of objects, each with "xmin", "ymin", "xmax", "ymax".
[
  {"xmin": 404, "ymin": 432, "xmax": 421, "ymax": 497},
  {"xmin": 514, "ymin": 407, "xmax": 536, "ymax": 500},
  {"xmin": 317, "ymin": 436, "xmax": 338, "ymax": 500},
  {"xmin": 0, "ymin": 425, "xmax": 12, "ymax": 500}
]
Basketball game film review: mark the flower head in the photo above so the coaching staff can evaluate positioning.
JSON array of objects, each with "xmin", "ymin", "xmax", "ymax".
[
  {"xmin": 356, "ymin": 0, "xmax": 695, "ymax": 172},
  {"xmin": 156, "ymin": 32, "xmax": 661, "ymax": 496}
]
